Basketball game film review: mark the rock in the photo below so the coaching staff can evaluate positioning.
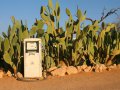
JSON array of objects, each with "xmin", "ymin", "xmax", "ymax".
[
  {"xmin": 84, "ymin": 66, "xmax": 92, "ymax": 72},
  {"xmin": 51, "ymin": 66, "xmax": 66, "ymax": 76},
  {"xmin": 76, "ymin": 66, "xmax": 82, "ymax": 72},
  {"xmin": 100, "ymin": 64, "xmax": 107, "ymax": 71},
  {"xmin": 94, "ymin": 64, "xmax": 107, "ymax": 72},
  {"xmin": 42, "ymin": 71, "xmax": 47, "ymax": 78},
  {"xmin": 6, "ymin": 70, "xmax": 12, "ymax": 77},
  {"xmin": 66, "ymin": 66, "xmax": 78, "ymax": 75},
  {"xmin": 94, "ymin": 64, "xmax": 99, "ymax": 72},
  {"xmin": 109, "ymin": 65, "xmax": 116, "ymax": 69},
  {"xmin": 99, "ymin": 65, "xmax": 103, "ymax": 72},
  {"xmin": 48, "ymin": 66, "xmax": 57, "ymax": 72},
  {"xmin": 117, "ymin": 64, "xmax": 120, "ymax": 69},
  {"xmin": 107, "ymin": 67, "xmax": 111, "ymax": 71},
  {"xmin": 0, "ymin": 70, "xmax": 4, "ymax": 78},
  {"xmin": 113, "ymin": 64, "xmax": 117, "ymax": 68},
  {"xmin": 81, "ymin": 65, "xmax": 87, "ymax": 70},
  {"xmin": 16, "ymin": 72, "xmax": 23, "ymax": 78},
  {"xmin": 99, "ymin": 64, "xmax": 106, "ymax": 72}
]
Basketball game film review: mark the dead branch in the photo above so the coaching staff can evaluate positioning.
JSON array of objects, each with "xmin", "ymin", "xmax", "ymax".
[
  {"xmin": 86, "ymin": 17, "xmax": 94, "ymax": 22},
  {"xmin": 85, "ymin": 8, "xmax": 120, "ymax": 23},
  {"xmin": 99, "ymin": 8, "xmax": 120, "ymax": 23}
]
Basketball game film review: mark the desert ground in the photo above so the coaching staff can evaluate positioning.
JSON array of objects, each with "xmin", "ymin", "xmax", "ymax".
[{"xmin": 0, "ymin": 68, "xmax": 120, "ymax": 90}]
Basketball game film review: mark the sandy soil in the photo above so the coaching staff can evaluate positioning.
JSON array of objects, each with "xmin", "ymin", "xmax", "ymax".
[{"xmin": 0, "ymin": 68, "xmax": 120, "ymax": 90}]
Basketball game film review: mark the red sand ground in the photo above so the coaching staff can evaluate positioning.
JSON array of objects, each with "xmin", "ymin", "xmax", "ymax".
[{"xmin": 0, "ymin": 68, "xmax": 120, "ymax": 90}]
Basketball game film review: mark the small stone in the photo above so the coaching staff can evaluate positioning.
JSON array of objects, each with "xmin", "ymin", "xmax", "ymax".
[
  {"xmin": 42, "ymin": 71, "xmax": 47, "ymax": 78},
  {"xmin": 66, "ymin": 66, "xmax": 78, "ymax": 75},
  {"xmin": 16, "ymin": 72, "xmax": 23, "ymax": 78},
  {"xmin": 84, "ymin": 66, "xmax": 92, "ymax": 72},
  {"xmin": 100, "ymin": 64, "xmax": 107, "ymax": 71},
  {"xmin": 117, "ymin": 64, "xmax": 120, "ymax": 69},
  {"xmin": 0, "ymin": 70, "xmax": 4, "ymax": 78},
  {"xmin": 107, "ymin": 67, "xmax": 111, "ymax": 71},
  {"xmin": 113, "ymin": 64, "xmax": 117, "ymax": 68},
  {"xmin": 99, "ymin": 65, "xmax": 103, "ymax": 72},
  {"xmin": 6, "ymin": 70, "xmax": 12, "ymax": 77},
  {"xmin": 94, "ymin": 64, "xmax": 99, "ymax": 72},
  {"xmin": 51, "ymin": 66, "xmax": 66, "ymax": 76},
  {"xmin": 108, "ymin": 64, "xmax": 117, "ymax": 69},
  {"xmin": 94, "ymin": 64, "xmax": 107, "ymax": 72},
  {"xmin": 109, "ymin": 65, "xmax": 115, "ymax": 69},
  {"xmin": 76, "ymin": 66, "xmax": 82, "ymax": 72}
]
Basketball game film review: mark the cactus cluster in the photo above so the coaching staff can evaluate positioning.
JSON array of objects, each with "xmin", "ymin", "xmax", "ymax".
[{"xmin": 0, "ymin": 0, "xmax": 120, "ymax": 73}]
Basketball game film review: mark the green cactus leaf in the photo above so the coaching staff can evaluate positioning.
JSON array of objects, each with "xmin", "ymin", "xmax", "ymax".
[
  {"xmin": 46, "ymin": 56, "xmax": 50, "ymax": 68},
  {"xmin": 77, "ymin": 9, "xmax": 82, "ymax": 20},
  {"xmin": 18, "ymin": 29, "xmax": 23, "ymax": 42},
  {"xmin": 89, "ymin": 54, "xmax": 96, "ymax": 64},
  {"xmin": 44, "ymin": 33, "xmax": 49, "ymax": 43},
  {"xmin": 3, "ymin": 52, "xmax": 12, "ymax": 66},
  {"xmin": 66, "ymin": 8, "xmax": 71, "ymax": 16},
  {"xmin": 111, "ymin": 50, "xmax": 120, "ymax": 56},
  {"xmin": 12, "ymin": 35, "xmax": 18, "ymax": 46},
  {"xmin": 76, "ymin": 24, "xmax": 80, "ymax": 39},
  {"xmin": 15, "ymin": 20, "xmax": 21, "ymax": 29},
  {"xmin": 50, "ymin": 14, "xmax": 55, "ymax": 22},
  {"xmin": 46, "ymin": 25, "xmax": 53, "ymax": 34},
  {"xmin": 22, "ymin": 29, "xmax": 29, "ymax": 39},
  {"xmin": 16, "ymin": 43, "xmax": 20, "ymax": 56},
  {"xmin": 107, "ymin": 45, "xmax": 110, "ymax": 55},
  {"xmin": 0, "ymin": 36, "xmax": 3, "ymax": 50},
  {"xmin": 40, "ymin": 6, "xmax": 46, "ymax": 14},
  {"xmin": 101, "ymin": 22, "xmax": 105, "ymax": 29},
  {"xmin": 4, "ymin": 38, "xmax": 10, "ymax": 53},
  {"xmin": 93, "ymin": 20, "xmax": 99, "ymax": 26},
  {"xmin": 11, "ymin": 16, "xmax": 15, "ymax": 24},
  {"xmin": 29, "ymin": 26, "xmax": 37, "ymax": 37},
  {"xmin": 37, "ymin": 29, "xmax": 44, "ymax": 37},
  {"xmin": 37, "ymin": 20, "xmax": 44, "ymax": 29},
  {"xmin": 9, "ymin": 27, "xmax": 16, "ymax": 44},
  {"xmin": 81, "ymin": 15, "xmax": 86, "ymax": 22},
  {"xmin": 55, "ymin": 1, "xmax": 60, "ymax": 19},
  {"xmin": 59, "ymin": 37, "xmax": 66, "ymax": 50},
  {"xmin": 8, "ymin": 25, "xmax": 11, "ymax": 38},
  {"xmin": 41, "ymin": 14, "xmax": 50, "ymax": 22},
  {"xmin": 2, "ymin": 32, "xmax": 8, "ymax": 38},
  {"xmin": 40, "ymin": 6, "xmax": 50, "ymax": 22},
  {"xmin": 9, "ymin": 45, "xmax": 14, "ymax": 58},
  {"xmin": 48, "ymin": 0, "xmax": 53, "ymax": 9}
]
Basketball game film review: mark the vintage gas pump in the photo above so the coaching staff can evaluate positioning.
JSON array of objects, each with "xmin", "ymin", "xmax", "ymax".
[{"xmin": 23, "ymin": 38, "xmax": 42, "ymax": 79}]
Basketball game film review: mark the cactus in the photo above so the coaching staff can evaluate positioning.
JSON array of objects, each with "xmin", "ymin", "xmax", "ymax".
[
  {"xmin": 0, "ymin": 0, "xmax": 120, "ymax": 72},
  {"xmin": 1, "ymin": 16, "xmax": 31, "ymax": 74},
  {"xmin": 3, "ymin": 52, "xmax": 12, "ymax": 66},
  {"xmin": 0, "ymin": 36, "xmax": 3, "ymax": 50},
  {"xmin": 3, "ymin": 38, "xmax": 10, "ymax": 53}
]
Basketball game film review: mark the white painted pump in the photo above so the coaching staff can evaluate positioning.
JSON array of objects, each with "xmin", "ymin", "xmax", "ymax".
[{"xmin": 24, "ymin": 38, "xmax": 42, "ymax": 78}]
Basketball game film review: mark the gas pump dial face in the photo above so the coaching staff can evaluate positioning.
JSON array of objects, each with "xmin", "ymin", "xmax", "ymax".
[{"xmin": 27, "ymin": 42, "xmax": 37, "ymax": 50}]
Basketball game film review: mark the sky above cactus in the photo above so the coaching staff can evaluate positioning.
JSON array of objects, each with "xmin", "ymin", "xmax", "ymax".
[{"xmin": 0, "ymin": 0, "xmax": 120, "ymax": 34}]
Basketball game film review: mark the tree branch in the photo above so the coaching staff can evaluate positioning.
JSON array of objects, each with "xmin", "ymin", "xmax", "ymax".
[
  {"xmin": 85, "ymin": 8, "xmax": 120, "ymax": 23},
  {"xmin": 99, "ymin": 8, "xmax": 120, "ymax": 23}
]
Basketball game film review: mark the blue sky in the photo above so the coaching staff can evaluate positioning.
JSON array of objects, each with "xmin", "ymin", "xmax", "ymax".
[{"xmin": 0, "ymin": 0, "xmax": 120, "ymax": 34}]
